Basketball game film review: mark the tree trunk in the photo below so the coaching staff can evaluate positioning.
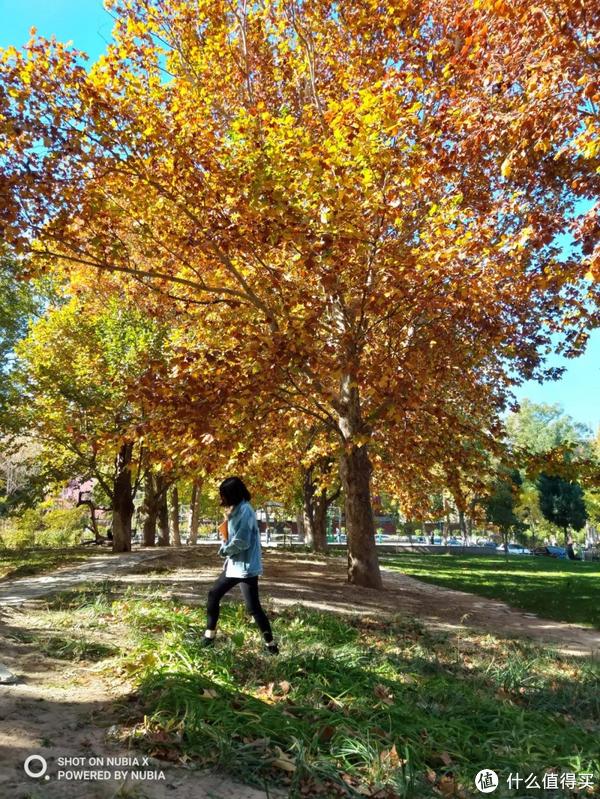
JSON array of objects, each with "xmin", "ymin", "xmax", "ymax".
[
  {"xmin": 77, "ymin": 493, "xmax": 102, "ymax": 543},
  {"xmin": 171, "ymin": 484, "xmax": 181, "ymax": 546},
  {"xmin": 112, "ymin": 442, "xmax": 134, "ymax": 553},
  {"xmin": 142, "ymin": 511, "xmax": 157, "ymax": 546},
  {"xmin": 338, "ymin": 377, "xmax": 382, "ymax": 589},
  {"xmin": 141, "ymin": 472, "xmax": 172, "ymax": 546},
  {"xmin": 339, "ymin": 443, "xmax": 382, "ymax": 588},
  {"xmin": 466, "ymin": 513, "xmax": 473, "ymax": 540},
  {"xmin": 303, "ymin": 491, "xmax": 329, "ymax": 553},
  {"xmin": 458, "ymin": 509, "xmax": 467, "ymax": 541},
  {"xmin": 295, "ymin": 510, "xmax": 305, "ymax": 542},
  {"xmin": 89, "ymin": 504, "xmax": 102, "ymax": 543},
  {"xmin": 141, "ymin": 472, "xmax": 159, "ymax": 547},
  {"xmin": 189, "ymin": 479, "xmax": 201, "ymax": 545},
  {"xmin": 157, "ymin": 476, "xmax": 170, "ymax": 546},
  {"xmin": 302, "ymin": 467, "xmax": 329, "ymax": 553},
  {"xmin": 442, "ymin": 508, "xmax": 450, "ymax": 545}
]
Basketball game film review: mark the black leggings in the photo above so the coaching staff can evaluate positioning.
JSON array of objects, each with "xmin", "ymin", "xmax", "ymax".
[{"xmin": 206, "ymin": 571, "xmax": 273, "ymax": 642}]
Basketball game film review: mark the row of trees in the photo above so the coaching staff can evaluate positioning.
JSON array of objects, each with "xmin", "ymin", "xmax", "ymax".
[{"xmin": 1, "ymin": 0, "xmax": 598, "ymax": 586}]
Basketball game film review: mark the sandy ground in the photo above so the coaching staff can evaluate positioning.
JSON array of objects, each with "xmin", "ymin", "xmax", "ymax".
[{"xmin": 0, "ymin": 546, "xmax": 598, "ymax": 799}]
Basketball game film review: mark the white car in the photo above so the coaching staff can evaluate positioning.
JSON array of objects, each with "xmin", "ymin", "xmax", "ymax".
[{"xmin": 496, "ymin": 543, "xmax": 531, "ymax": 555}]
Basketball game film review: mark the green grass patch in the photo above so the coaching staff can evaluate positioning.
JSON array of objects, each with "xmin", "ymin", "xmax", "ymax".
[
  {"xmin": 42, "ymin": 579, "xmax": 118, "ymax": 611},
  {"xmin": 109, "ymin": 592, "xmax": 599, "ymax": 798},
  {"xmin": 382, "ymin": 553, "xmax": 600, "ymax": 629},
  {"xmin": 38, "ymin": 633, "xmax": 119, "ymax": 661},
  {"xmin": 0, "ymin": 546, "xmax": 99, "ymax": 581}
]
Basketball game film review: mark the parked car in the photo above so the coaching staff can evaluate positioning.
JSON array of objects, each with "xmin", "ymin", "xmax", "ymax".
[
  {"xmin": 496, "ymin": 543, "xmax": 531, "ymax": 555},
  {"xmin": 478, "ymin": 540, "xmax": 497, "ymax": 548},
  {"xmin": 582, "ymin": 545, "xmax": 600, "ymax": 561},
  {"xmin": 448, "ymin": 537, "xmax": 462, "ymax": 546},
  {"xmin": 533, "ymin": 545, "xmax": 567, "ymax": 559}
]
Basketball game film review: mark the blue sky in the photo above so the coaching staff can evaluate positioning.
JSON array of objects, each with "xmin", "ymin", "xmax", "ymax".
[
  {"xmin": 2, "ymin": 0, "xmax": 599, "ymax": 434},
  {"xmin": 512, "ymin": 334, "xmax": 600, "ymax": 434},
  {"xmin": 0, "ymin": 0, "xmax": 112, "ymax": 60}
]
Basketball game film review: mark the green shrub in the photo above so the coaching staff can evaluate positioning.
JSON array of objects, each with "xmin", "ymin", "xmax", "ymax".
[
  {"xmin": 0, "ymin": 522, "xmax": 35, "ymax": 549},
  {"xmin": 0, "ymin": 505, "xmax": 87, "ymax": 549},
  {"xmin": 0, "ymin": 507, "xmax": 44, "ymax": 548},
  {"xmin": 35, "ymin": 506, "xmax": 88, "ymax": 547}
]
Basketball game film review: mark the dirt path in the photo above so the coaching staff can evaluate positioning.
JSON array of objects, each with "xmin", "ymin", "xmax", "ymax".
[
  {"xmin": 269, "ymin": 554, "xmax": 600, "ymax": 658},
  {"xmin": 107, "ymin": 548, "xmax": 600, "ymax": 658},
  {"xmin": 0, "ymin": 549, "xmax": 167, "ymax": 606}
]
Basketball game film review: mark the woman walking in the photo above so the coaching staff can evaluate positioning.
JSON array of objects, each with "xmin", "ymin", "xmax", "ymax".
[{"xmin": 201, "ymin": 476, "xmax": 278, "ymax": 654}]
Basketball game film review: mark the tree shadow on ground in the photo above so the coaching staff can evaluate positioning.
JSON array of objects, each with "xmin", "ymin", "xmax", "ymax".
[{"xmin": 118, "ymin": 597, "xmax": 600, "ymax": 799}]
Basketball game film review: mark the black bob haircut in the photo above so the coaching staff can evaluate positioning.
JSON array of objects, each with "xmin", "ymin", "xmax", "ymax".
[{"xmin": 219, "ymin": 476, "xmax": 251, "ymax": 507}]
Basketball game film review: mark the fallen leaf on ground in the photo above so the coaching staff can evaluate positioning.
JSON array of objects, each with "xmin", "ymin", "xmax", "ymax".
[
  {"xmin": 431, "ymin": 751, "xmax": 453, "ymax": 766},
  {"xmin": 271, "ymin": 746, "xmax": 296, "ymax": 772},
  {"xmin": 318, "ymin": 724, "xmax": 336, "ymax": 741},
  {"xmin": 380, "ymin": 744, "xmax": 405, "ymax": 767},
  {"xmin": 438, "ymin": 775, "xmax": 458, "ymax": 796},
  {"xmin": 426, "ymin": 767, "xmax": 437, "ymax": 783},
  {"xmin": 374, "ymin": 684, "xmax": 394, "ymax": 705}
]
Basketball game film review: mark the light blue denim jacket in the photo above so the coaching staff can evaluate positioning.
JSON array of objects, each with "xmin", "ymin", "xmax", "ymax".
[{"xmin": 218, "ymin": 500, "xmax": 262, "ymax": 578}]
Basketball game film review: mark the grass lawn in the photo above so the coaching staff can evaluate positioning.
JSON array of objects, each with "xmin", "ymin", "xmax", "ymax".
[
  {"xmin": 47, "ymin": 586, "xmax": 595, "ymax": 799},
  {"xmin": 0, "ymin": 546, "xmax": 99, "ymax": 581},
  {"xmin": 381, "ymin": 554, "xmax": 600, "ymax": 630}
]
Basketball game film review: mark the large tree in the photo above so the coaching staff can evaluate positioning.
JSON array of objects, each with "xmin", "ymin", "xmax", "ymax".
[
  {"xmin": 1, "ymin": 0, "xmax": 597, "ymax": 586},
  {"xmin": 484, "ymin": 467, "xmax": 524, "ymax": 548},
  {"xmin": 506, "ymin": 400, "xmax": 598, "ymax": 536},
  {"xmin": 506, "ymin": 400, "xmax": 591, "ymax": 456},
  {"xmin": 0, "ymin": 248, "xmax": 41, "ymax": 419}
]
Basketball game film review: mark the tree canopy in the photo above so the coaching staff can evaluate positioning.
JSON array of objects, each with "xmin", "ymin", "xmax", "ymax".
[{"xmin": 0, "ymin": 0, "xmax": 598, "ymax": 583}]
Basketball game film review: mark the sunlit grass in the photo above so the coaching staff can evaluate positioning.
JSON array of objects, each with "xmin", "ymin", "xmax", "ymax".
[
  {"xmin": 0, "ymin": 546, "xmax": 98, "ymax": 581},
  {"xmin": 382, "ymin": 554, "xmax": 600, "ymax": 629}
]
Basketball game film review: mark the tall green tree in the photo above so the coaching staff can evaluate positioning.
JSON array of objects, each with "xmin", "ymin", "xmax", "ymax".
[
  {"xmin": 484, "ymin": 468, "xmax": 524, "ymax": 548},
  {"xmin": 1, "ymin": 249, "xmax": 53, "ymax": 516},
  {"xmin": 507, "ymin": 400, "xmax": 593, "ymax": 540},
  {"xmin": 537, "ymin": 473, "xmax": 588, "ymax": 543},
  {"xmin": 0, "ymin": 248, "xmax": 40, "ymax": 418},
  {"xmin": 506, "ymin": 400, "xmax": 590, "ymax": 456}
]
